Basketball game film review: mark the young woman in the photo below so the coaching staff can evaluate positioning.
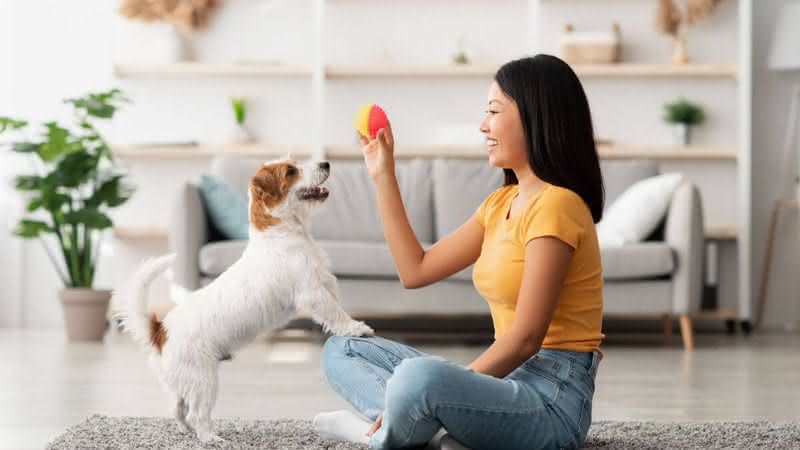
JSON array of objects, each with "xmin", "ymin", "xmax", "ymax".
[{"xmin": 313, "ymin": 54, "xmax": 605, "ymax": 450}]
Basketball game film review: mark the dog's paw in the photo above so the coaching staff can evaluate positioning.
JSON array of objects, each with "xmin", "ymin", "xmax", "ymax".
[
  {"xmin": 176, "ymin": 421, "xmax": 192, "ymax": 433},
  {"xmin": 338, "ymin": 321, "xmax": 374, "ymax": 337},
  {"xmin": 197, "ymin": 430, "xmax": 226, "ymax": 443}
]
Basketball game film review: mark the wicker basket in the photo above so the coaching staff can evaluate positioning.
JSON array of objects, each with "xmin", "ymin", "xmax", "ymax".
[{"xmin": 560, "ymin": 23, "xmax": 621, "ymax": 64}]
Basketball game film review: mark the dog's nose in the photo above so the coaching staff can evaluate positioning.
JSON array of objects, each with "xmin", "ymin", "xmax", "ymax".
[{"xmin": 318, "ymin": 161, "xmax": 330, "ymax": 170}]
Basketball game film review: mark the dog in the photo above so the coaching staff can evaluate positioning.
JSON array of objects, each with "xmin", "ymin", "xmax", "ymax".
[{"xmin": 114, "ymin": 158, "xmax": 374, "ymax": 442}]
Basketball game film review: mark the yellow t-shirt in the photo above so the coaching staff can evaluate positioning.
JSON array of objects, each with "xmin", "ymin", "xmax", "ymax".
[{"xmin": 472, "ymin": 183, "xmax": 604, "ymax": 353}]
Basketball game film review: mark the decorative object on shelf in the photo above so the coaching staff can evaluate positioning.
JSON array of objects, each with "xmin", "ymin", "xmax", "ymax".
[
  {"xmin": 0, "ymin": 90, "xmax": 133, "ymax": 342},
  {"xmin": 226, "ymin": 97, "xmax": 255, "ymax": 144},
  {"xmin": 560, "ymin": 23, "xmax": 622, "ymax": 65},
  {"xmin": 353, "ymin": 103, "xmax": 389, "ymax": 139},
  {"xmin": 118, "ymin": 0, "xmax": 222, "ymax": 62},
  {"xmin": 662, "ymin": 97, "xmax": 705, "ymax": 146},
  {"xmin": 452, "ymin": 37, "xmax": 471, "ymax": 65},
  {"xmin": 654, "ymin": 0, "xmax": 723, "ymax": 65},
  {"xmin": 757, "ymin": 1, "xmax": 800, "ymax": 332}
]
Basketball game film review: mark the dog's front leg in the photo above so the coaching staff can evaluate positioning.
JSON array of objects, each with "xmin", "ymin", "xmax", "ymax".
[{"xmin": 301, "ymin": 279, "xmax": 374, "ymax": 337}]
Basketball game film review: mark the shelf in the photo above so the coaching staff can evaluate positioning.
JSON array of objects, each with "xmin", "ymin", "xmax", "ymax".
[
  {"xmin": 597, "ymin": 144, "xmax": 737, "ymax": 161},
  {"xmin": 113, "ymin": 226, "xmax": 168, "ymax": 241},
  {"xmin": 112, "ymin": 62, "xmax": 736, "ymax": 80},
  {"xmin": 113, "ymin": 62, "xmax": 313, "ymax": 78},
  {"xmin": 705, "ymin": 225, "xmax": 737, "ymax": 241},
  {"xmin": 113, "ymin": 144, "xmax": 311, "ymax": 160},
  {"xmin": 571, "ymin": 63, "xmax": 738, "ymax": 79},
  {"xmin": 325, "ymin": 64, "xmax": 499, "ymax": 79},
  {"xmin": 326, "ymin": 144, "xmax": 737, "ymax": 161}
]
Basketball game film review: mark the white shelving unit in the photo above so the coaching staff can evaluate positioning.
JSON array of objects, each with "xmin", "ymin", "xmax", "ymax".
[{"xmin": 112, "ymin": 0, "xmax": 753, "ymax": 324}]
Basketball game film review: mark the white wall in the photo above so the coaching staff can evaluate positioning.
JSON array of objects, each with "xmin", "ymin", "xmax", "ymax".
[{"xmin": 0, "ymin": 0, "xmax": 795, "ymax": 330}]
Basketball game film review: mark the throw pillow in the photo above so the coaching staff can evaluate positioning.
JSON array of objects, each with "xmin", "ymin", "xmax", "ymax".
[
  {"xmin": 198, "ymin": 174, "xmax": 249, "ymax": 240},
  {"xmin": 597, "ymin": 172, "xmax": 684, "ymax": 248}
]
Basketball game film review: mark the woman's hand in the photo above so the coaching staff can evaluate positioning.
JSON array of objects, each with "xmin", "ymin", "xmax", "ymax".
[
  {"xmin": 359, "ymin": 121, "xmax": 395, "ymax": 182},
  {"xmin": 366, "ymin": 413, "xmax": 383, "ymax": 437}
]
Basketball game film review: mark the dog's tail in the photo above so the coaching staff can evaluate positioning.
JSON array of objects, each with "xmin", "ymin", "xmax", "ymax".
[{"xmin": 112, "ymin": 253, "xmax": 176, "ymax": 352}]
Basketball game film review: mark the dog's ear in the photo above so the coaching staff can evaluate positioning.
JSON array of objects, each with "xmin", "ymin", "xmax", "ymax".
[
  {"xmin": 249, "ymin": 169, "xmax": 283, "ymax": 230},
  {"xmin": 250, "ymin": 167, "xmax": 283, "ymax": 204}
]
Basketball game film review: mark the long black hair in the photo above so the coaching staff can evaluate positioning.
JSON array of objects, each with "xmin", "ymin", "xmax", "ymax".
[{"xmin": 494, "ymin": 54, "xmax": 605, "ymax": 224}]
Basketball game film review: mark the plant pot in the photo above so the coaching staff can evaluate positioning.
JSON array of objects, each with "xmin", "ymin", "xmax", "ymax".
[
  {"xmin": 226, "ymin": 123, "xmax": 256, "ymax": 145},
  {"xmin": 59, "ymin": 288, "xmax": 111, "ymax": 342},
  {"xmin": 673, "ymin": 123, "xmax": 691, "ymax": 146}
]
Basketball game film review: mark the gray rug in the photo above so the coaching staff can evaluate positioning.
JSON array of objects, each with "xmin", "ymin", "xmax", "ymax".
[{"xmin": 46, "ymin": 414, "xmax": 800, "ymax": 449}]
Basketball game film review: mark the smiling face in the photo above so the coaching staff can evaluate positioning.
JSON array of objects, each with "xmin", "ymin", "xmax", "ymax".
[
  {"xmin": 249, "ymin": 158, "xmax": 330, "ymax": 231},
  {"xmin": 479, "ymin": 81, "xmax": 528, "ymax": 169}
]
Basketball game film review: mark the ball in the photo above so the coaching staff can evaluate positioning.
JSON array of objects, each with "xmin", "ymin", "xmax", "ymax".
[{"xmin": 353, "ymin": 103, "xmax": 388, "ymax": 139}]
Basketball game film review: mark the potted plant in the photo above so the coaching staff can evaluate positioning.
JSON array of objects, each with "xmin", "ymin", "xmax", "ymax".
[
  {"xmin": 0, "ymin": 89, "xmax": 133, "ymax": 341},
  {"xmin": 663, "ymin": 97, "xmax": 705, "ymax": 146},
  {"xmin": 227, "ymin": 96, "xmax": 255, "ymax": 145}
]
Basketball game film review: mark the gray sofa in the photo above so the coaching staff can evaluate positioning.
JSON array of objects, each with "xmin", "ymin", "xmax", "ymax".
[{"xmin": 169, "ymin": 157, "xmax": 704, "ymax": 349}]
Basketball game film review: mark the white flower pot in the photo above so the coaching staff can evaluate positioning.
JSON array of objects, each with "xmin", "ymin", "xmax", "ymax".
[{"xmin": 673, "ymin": 123, "xmax": 691, "ymax": 146}]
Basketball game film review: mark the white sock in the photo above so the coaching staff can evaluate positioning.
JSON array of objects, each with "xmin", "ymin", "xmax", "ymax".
[{"xmin": 313, "ymin": 410, "xmax": 372, "ymax": 444}]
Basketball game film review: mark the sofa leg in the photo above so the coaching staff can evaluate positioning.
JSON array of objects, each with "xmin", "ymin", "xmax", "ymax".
[
  {"xmin": 678, "ymin": 314, "xmax": 694, "ymax": 350},
  {"xmin": 663, "ymin": 314, "xmax": 673, "ymax": 346}
]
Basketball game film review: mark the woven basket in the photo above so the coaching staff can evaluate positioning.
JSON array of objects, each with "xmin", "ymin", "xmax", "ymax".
[{"xmin": 560, "ymin": 23, "xmax": 621, "ymax": 64}]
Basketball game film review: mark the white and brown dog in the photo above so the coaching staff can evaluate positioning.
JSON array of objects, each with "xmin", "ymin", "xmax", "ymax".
[{"xmin": 114, "ymin": 158, "xmax": 374, "ymax": 442}]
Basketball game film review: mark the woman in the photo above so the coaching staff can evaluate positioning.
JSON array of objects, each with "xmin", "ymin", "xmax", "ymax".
[{"xmin": 313, "ymin": 54, "xmax": 605, "ymax": 450}]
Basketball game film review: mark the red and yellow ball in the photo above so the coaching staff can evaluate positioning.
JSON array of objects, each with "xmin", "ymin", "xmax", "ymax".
[{"xmin": 353, "ymin": 103, "xmax": 388, "ymax": 139}]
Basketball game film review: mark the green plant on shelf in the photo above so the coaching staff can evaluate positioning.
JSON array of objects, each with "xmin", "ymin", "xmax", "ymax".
[
  {"xmin": 231, "ymin": 97, "xmax": 246, "ymax": 125},
  {"xmin": 662, "ymin": 97, "xmax": 705, "ymax": 126},
  {"xmin": 0, "ymin": 89, "xmax": 134, "ymax": 288}
]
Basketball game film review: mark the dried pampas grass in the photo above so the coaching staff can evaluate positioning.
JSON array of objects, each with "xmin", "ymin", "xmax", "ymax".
[
  {"xmin": 119, "ymin": 0, "xmax": 221, "ymax": 31},
  {"xmin": 687, "ymin": 0, "xmax": 722, "ymax": 24},
  {"xmin": 655, "ymin": 0, "xmax": 682, "ymax": 36},
  {"xmin": 655, "ymin": 0, "xmax": 723, "ymax": 35}
]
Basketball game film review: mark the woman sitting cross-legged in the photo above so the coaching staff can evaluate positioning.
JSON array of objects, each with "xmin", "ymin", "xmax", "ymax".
[{"xmin": 313, "ymin": 54, "xmax": 605, "ymax": 450}]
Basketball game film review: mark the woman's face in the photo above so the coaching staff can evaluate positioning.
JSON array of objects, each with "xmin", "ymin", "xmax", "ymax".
[{"xmin": 480, "ymin": 81, "xmax": 527, "ymax": 169}]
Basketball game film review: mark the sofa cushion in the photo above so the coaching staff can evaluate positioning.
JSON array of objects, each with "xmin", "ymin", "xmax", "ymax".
[
  {"xmin": 199, "ymin": 240, "xmax": 247, "ymax": 276},
  {"xmin": 311, "ymin": 159, "xmax": 434, "ymax": 242},
  {"xmin": 198, "ymin": 174, "xmax": 249, "ymax": 240},
  {"xmin": 599, "ymin": 160, "xmax": 659, "ymax": 210},
  {"xmin": 601, "ymin": 242, "xmax": 675, "ymax": 281},
  {"xmin": 198, "ymin": 239, "xmax": 435, "ymax": 279},
  {"xmin": 318, "ymin": 240, "xmax": 429, "ymax": 278},
  {"xmin": 597, "ymin": 173, "xmax": 684, "ymax": 248},
  {"xmin": 432, "ymin": 159, "xmax": 504, "ymax": 239},
  {"xmin": 209, "ymin": 155, "xmax": 261, "ymax": 199}
]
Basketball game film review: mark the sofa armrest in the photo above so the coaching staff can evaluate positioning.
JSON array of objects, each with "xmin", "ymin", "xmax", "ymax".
[
  {"xmin": 664, "ymin": 181, "xmax": 705, "ymax": 315},
  {"xmin": 168, "ymin": 182, "xmax": 210, "ymax": 290}
]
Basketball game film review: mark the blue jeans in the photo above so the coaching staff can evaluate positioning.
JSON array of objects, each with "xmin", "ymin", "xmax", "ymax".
[{"xmin": 320, "ymin": 335, "xmax": 600, "ymax": 450}]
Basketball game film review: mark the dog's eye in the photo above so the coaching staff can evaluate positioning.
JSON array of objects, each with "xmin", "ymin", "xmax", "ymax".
[{"xmin": 286, "ymin": 166, "xmax": 297, "ymax": 176}]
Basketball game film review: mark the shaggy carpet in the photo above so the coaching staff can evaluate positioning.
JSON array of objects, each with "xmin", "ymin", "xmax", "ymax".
[{"xmin": 46, "ymin": 414, "xmax": 800, "ymax": 449}]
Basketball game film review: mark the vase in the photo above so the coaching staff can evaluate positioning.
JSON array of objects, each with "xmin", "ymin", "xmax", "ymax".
[
  {"xmin": 226, "ymin": 123, "xmax": 256, "ymax": 145},
  {"xmin": 59, "ymin": 288, "xmax": 112, "ymax": 342},
  {"xmin": 672, "ymin": 36, "xmax": 689, "ymax": 65},
  {"xmin": 173, "ymin": 25, "xmax": 195, "ymax": 62},
  {"xmin": 673, "ymin": 123, "xmax": 691, "ymax": 146}
]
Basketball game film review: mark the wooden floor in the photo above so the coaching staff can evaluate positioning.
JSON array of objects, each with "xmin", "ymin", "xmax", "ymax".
[{"xmin": 1, "ymin": 328, "xmax": 799, "ymax": 449}]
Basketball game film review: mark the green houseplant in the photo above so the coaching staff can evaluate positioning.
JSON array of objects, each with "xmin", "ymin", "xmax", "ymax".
[
  {"xmin": 227, "ymin": 96, "xmax": 255, "ymax": 144},
  {"xmin": 662, "ymin": 97, "xmax": 705, "ymax": 146},
  {"xmin": 0, "ymin": 89, "xmax": 133, "ymax": 341}
]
